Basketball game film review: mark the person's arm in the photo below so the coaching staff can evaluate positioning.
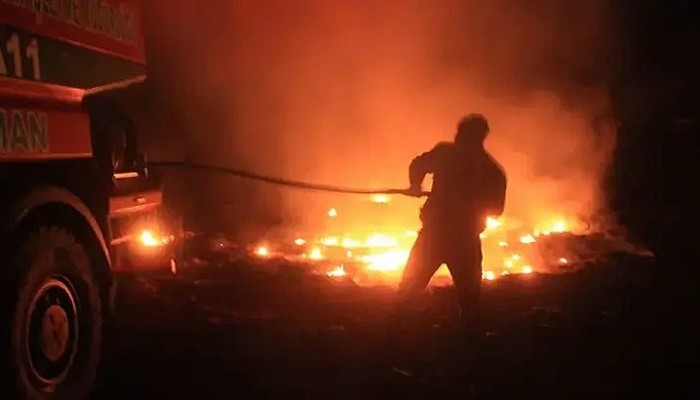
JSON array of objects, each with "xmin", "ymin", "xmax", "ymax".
[{"xmin": 408, "ymin": 144, "xmax": 447, "ymax": 192}]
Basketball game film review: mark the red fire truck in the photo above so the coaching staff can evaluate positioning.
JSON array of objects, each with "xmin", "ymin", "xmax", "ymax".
[{"xmin": 0, "ymin": 1, "xmax": 173, "ymax": 397}]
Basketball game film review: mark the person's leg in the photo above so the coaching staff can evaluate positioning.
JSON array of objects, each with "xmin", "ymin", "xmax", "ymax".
[
  {"xmin": 396, "ymin": 228, "xmax": 444, "ymax": 312},
  {"xmin": 446, "ymin": 236, "xmax": 483, "ymax": 339},
  {"xmin": 445, "ymin": 235, "xmax": 484, "ymax": 386},
  {"xmin": 386, "ymin": 228, "xmax": 443, "ymax": 372}
]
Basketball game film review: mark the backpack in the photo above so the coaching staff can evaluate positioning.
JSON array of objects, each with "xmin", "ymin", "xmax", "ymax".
[{"xmin": 479, "ymin": 155, "xmax": 507, "ymax": 218}]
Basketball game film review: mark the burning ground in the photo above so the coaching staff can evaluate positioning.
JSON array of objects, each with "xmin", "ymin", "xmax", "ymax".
[{"xmin": 237, "ymin": 196, "xmax": 645, "ymax": 287}]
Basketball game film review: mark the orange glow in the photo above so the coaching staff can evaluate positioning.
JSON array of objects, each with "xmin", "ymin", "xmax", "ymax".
[
  {"xmin": 361, "ymin": 249, "xmax": 409, "ymax": 273},
  {"xmin": 485, "ymin": 216, "xmax": 502, "ymax": 230},
  {"xmin": 559, "ymin": 257, "xmax": 569, "ymax": 265},
  {"xmin": 139, "ymin": 230, "xmax": 160, "ymax": 247},
  {"xmin": 341, "ymin": 238, "xmax": 361, "ymax": 248},
  {"xmin": 365, "ymin": 233, "xmax": 398, "ymax": 247},
  {"xmin": 176, "ymin": 0, "xmax": 614, "ymax": 289},
  {"xmin": 552, "ymin": 220, "xmax": 568, "ymax": 233},
  {"xmin": 138, "ymin": 230, "xmax": 171, "ymax": 248},
  {"xmin": 255, "ymin": 246, "xmax": 270, "ymax": 257},
  {"xmin": 327, "ymin": 265, "xmax": 347, "ymax": 278},
  {"xmin": 520, "ymin": 234, "xmax": 536, "ymax": 244},
  {"xmin": 372, "ymin": 194, "xmax": 390, "ymax": 204},
  {"xmin": 254, "ymin": 204, "xmax": 578, "ymax": 284},
  {"xmin": 309, "ymin": 247, "xmax": 324, "ymax": 260},
  {"xmin": 321, "ymin": 237, "xmax": 339, "ymax": 246}
]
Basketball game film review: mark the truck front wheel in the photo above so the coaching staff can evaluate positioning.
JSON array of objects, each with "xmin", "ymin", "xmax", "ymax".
[{"xmin": 2, "ymin": 226, "xmax": 102, "ymax": 399}]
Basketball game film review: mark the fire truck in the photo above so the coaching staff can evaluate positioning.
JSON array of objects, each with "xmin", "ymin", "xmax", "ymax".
[{"xmin": 0, "ymin": 1, "xmax": 173, "ymax": 397}]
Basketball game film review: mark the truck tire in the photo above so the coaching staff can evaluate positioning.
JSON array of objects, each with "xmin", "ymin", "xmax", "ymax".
[{"xmin": 1, "ymin": 226, "xmax": 102, "ymax": 399}]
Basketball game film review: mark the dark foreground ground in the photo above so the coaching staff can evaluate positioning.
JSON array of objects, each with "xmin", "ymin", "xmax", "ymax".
[{"xmin": 91, "ymin": 253, "xmax": 698, "ymax": 399}]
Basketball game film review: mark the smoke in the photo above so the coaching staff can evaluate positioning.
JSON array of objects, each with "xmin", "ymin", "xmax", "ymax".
[{"xmin": 143, "ymin": 0, "xmax": 617, "ymax": 237}]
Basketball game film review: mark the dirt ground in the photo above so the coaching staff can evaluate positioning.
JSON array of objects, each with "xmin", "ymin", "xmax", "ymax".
[{"xmin": 90, "ymin": 252, "xmax": 697, "ymax": 399}]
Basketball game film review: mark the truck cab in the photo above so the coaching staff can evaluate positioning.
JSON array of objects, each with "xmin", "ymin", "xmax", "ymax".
[{"xmin": 0, "ymin": 2, "xmax": 172, "ymax": 397}]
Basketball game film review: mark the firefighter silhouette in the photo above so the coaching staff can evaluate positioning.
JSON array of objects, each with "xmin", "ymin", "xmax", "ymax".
[{"xmin": 398, "ymin": 114, "xmax": 507, "ymax": 339}]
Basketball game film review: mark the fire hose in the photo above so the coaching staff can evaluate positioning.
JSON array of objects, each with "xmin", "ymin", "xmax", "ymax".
[{"xmin": 148, "ymin": 161, "xmax": 430, "ymax": 197}]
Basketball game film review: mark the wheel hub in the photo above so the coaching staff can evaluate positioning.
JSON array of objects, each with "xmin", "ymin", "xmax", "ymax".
[
  {"xmin": 40, "ymin": 305, "xmax": 70, "ymax": 362},
  {"xmin": 27, "ymin": 276, "xmax": 79, "ymax": 384}
]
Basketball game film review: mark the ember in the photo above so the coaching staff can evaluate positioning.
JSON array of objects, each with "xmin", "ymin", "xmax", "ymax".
[
  {"xmin": 309, "ymin": 247, "xmax": 324, "ymax": 260},
  {"xmin": 483, "ymin": 270, "xmax": 496, "ymax": 281},
  {"xmin": 520, "ymin": 234, "xmax": 536, "ymax": 244},
  {"xmin": 327, "ymin": 265, "xmax": 347, "ymax": 278},
  {"xmin": 255, "ymin": 245, "xmax": 270, "ymax": 257},
  {"xmin": 372, "ymin": 194, "xmax": 390, "ymax": 204}
]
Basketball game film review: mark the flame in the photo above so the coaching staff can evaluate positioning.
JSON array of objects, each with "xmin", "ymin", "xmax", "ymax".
[
  {"xmin": 139, "ymin": 230, "xmax": 160, "ymax": 247},
  {"xmin": 256, "ymin": 210, "xmax": 577, "ymax": 284},
  {"xmin": 552, "ymin": 220, "xmax": 568, "ymax": 233},
  {"xmin": 327, "ymin": 265, "xmax": 347, "ymax": 278},
  {"xmin": 372, "ymin": 194, "xmax": 390, "ymax": 204},
  {"xmin": 485, "ymin": 216, "xmax": 502, "ymax": 230},
  {"xmin": 365, "ymin": 233, "xmax": 398, "ymax": 247},
  {"xmin": 483, "ymin": 270, "xmax": 496, "ymax": 281},
  {"xmin": 309, "ymin": 247, "xmax": 324, "ymax": 260},
  {"xmin": 255, "ymin": 246, "xmax": 270, "ymax": 257},
  {"xmin": 520, "ymin": 234, "xmax": 536, "ymax": 244},
  {"xmin": 342, "ymin": 238, "xmax": 361, "ymax": 248},
  {"xmin": 321, "ymin": 237, "xmax": 339, "ymax": 246},
  {"xmin": 138, "ymin": 230, "xmax": 171, "ymax": 247},
  {"xmin": 361, "ymin": 249, "xmax": 409, "ymax": 273}
]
